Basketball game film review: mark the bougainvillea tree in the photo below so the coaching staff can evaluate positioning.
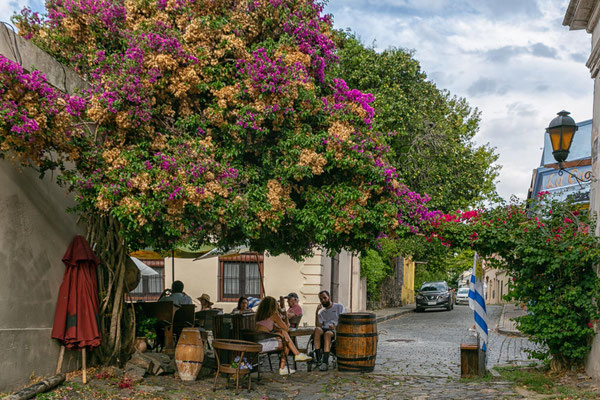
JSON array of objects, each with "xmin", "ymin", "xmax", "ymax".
[
  {"xmin": 432, "ymin": 195, "xmax": 600, "ymax": 369},
  {"xmin": 1, "ymin": 0, "xmax": 438, "ymax": 363}
]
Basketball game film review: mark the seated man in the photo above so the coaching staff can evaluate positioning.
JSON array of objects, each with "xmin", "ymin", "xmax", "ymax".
[
  {"xmin": 158, "ymin": 280, "xmax": 193, "ymax": 306},
  {"xmin": 313, "ymin": 290, "xmax": 345, "ymax": 371},
  {"xmin": 285, "ymin": 292, "xmax": 303, "ymax": 328}
]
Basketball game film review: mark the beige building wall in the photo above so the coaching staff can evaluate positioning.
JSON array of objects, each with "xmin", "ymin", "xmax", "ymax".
[
  {"xmin": 164, "ymin": 249, "xmax": 364, "ymax": 326},
  {"xmin": 564, "ymin": 0, "xmax": 600, "ymax": 379},
  {"xmin": 0, "ymin": 161, "xmax": 84, "ymax": 392},
  {"xmin": 483, "ymin": 267, "xmax": 509, "ymax": 305}
]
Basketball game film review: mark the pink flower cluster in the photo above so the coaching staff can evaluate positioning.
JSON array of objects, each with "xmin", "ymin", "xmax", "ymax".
[
  {"xmin": 237, "ymin": 48, "xmax": 308, "ymax": 94},
  {"xmin": 0, "ymin": 55, "xmax": 86, "ymax": 143},
  {"xmin": 270, "ymin": 0, "xmax": 337, "ymax": 82}
]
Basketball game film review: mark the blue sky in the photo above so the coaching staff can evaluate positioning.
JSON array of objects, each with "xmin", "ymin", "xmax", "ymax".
[{"xmin": 0, "ymin": 0, "xmax": 593, "ymax": 200}]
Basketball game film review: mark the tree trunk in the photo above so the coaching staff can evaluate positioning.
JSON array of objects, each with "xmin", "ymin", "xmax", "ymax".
[
  {"xmin": 86, "ymin": 214, "xmax": 135, "ymax": 366},
  {"xmin": 1, "ymin": 374, "xmax": 65, "ymax": 400}
]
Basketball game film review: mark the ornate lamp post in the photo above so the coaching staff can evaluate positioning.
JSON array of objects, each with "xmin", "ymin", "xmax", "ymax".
[{"xmin": 546, "ymin": 110, "xmax": 592, "ymax": 185}]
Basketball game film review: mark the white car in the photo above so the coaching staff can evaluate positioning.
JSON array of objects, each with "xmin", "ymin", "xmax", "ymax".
[{"xmin": 455, "ymin": 287, "xmax": 470, "ymax": 305}]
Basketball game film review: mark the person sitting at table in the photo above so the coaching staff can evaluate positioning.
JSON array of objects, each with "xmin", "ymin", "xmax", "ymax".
[
  {"xmin": 232, "ymin": 296, "xmax": 251, "ymax": 314},
  {"xmin": 285, "ymin": 292, "xmax": 303, "ymax": 328},
  {"xmin": 313, "ymin": 290, "xmax": 345, "ymax": 371},
  {"xmin": 158, "ymin": 280, "xmax": 193, "ymax": 306},
  {"xmin": 255, "ymin": 296, "xmax": 312, "ymax": 375},
  {"xmin": 197, "ymin": 293, "xmax": 214, "ymax": 310}
]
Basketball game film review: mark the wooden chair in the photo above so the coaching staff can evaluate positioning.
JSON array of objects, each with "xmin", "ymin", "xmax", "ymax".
[
  {"xmin": 240, "ymin": 329, "xmax": 294, "ymax": 379},
  {"xmin": 173, "ymin": 304, "xmax": 196, "ymax": 340},
  {"xmin": 232, "ymin": 312, "xmax": 256, "ymax": 339},
  {"xmin": 289, "ymin": 315, "xmax": 302, "ymax": 329},
  {"xmin": 134, "ymin": 301, "xmax": 176, "ymax": 352},
  {"xmin": 195, "ymin": 309, "xmax": 221, "ymax": 331}
]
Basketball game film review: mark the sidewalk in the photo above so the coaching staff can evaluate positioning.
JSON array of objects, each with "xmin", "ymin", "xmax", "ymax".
[
  {"xmin": 497, "ymin": 303, "xmax": 527, "ymax": 336},
  {"xmin": 369, "ymin": 303, "xmax": 415, "ymax": 323}
]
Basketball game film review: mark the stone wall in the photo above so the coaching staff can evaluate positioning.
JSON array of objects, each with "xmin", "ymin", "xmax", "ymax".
[{"xmin": 0, "ymin": 160, "xmax": 84, "ymax": 393}]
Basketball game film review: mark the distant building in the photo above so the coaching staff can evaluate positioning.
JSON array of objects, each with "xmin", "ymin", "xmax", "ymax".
[
  {"xmin": 483, "ymin": 265, "xmax": 509, "ymax": 305},
  {"xmin": 457, "ymin": 270, "xmax": 472, "ymax": 288}
]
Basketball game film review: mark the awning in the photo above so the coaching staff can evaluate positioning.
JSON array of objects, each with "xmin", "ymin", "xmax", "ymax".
[{"xmin": 130, "ymin": 257, "xmax": 159, "ymax": 276}]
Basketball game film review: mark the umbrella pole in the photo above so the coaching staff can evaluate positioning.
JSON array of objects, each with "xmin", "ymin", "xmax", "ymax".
[
  {"xmin": 82, "ymin": 347, "xmax": 87, "ymax": 384},
  {"xmin": 56, "ymin": 345, "xmax": 65, "ymax": 374}
]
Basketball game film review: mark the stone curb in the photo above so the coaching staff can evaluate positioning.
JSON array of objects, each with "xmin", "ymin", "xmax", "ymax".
[
  {"xmin": 373, "ymin": 306, "xmax": 415, "ymax": 324},
  {"xmin": 497, "ymin": 304, "xmax": 524, "ymax": 337}
]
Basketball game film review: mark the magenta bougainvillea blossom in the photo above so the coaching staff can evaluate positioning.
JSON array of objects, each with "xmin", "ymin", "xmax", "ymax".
[{"xmin": 2, "ymin": 0, "xmax": 438, "ymax": 258}]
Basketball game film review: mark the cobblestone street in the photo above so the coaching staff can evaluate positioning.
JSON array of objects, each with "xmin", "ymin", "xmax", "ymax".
[{"xmin": 376, "ymin": 305, "xmax": 540, "ymax": 377}]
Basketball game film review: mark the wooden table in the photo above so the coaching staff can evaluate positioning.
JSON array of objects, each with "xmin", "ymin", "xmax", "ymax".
[{"xmin": 211, "ymin": 339, "xmax": 262, "ymax": 394}]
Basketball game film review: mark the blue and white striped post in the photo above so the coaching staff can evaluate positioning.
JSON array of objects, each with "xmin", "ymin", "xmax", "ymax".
[{"xmin": 468, "ymin": 252, "xmax": 488, "ymax": 352}]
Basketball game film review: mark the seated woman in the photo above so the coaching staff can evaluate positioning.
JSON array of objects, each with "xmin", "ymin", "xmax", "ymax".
[
  {"xmin": 232, "ymin": 296, "xmax": 251, "ymax": 314},
  {"xmin": 255, "ymin": 296, "xmax": 311, "ymax": 375}
]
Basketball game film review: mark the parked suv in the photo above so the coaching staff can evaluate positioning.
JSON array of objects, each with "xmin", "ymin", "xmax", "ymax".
[
  {"xmin": 416, "ymin": 281, "xmax": 453, "ymax": 312},
  {"xmin": 455, "ymin": 287, "xmax": 470, "ymax": 305}
]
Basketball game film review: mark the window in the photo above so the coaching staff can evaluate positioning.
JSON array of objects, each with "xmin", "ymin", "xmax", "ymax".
[
  {"xmin": 129, "ymin": 259, "xmax": 165, "ymax": 302},
  {"xmin": 219, "ymin": 253, "xmax": 264, "ymax": 301}
]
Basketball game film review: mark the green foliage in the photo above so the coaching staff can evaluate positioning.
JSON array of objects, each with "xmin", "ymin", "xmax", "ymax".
[
  {"xmin": 333, "ymin": 31, "xmax": 499, "ymax": 291},
  {"xmin": 438, "ymin": 197, "xmax": 600, "ymax": 367},
  {"xmin": 360, "ymin": 238, "xmax": 398, "ymax": 300},
  {"xmin": 332, "ymin": 32, "xmax": 500, "ymax": 212},
  {"xmin": 134, "ymin": 308, "xmax": 157, "ymax": 341}
]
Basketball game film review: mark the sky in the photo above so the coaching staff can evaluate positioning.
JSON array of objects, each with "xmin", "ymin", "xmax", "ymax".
[
  {"xmin": 325, "ymin": 0, "xmax": 593, "ymax": 200},
  {"xmin": 0, "ymin": 0, "xmax": 593, "ymax": 200}
]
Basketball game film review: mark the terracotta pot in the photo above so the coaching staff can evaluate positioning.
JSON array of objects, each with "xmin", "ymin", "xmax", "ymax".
[{"xmin": 135, "ymin": 337, "xmax": 148, "ymax": 353}]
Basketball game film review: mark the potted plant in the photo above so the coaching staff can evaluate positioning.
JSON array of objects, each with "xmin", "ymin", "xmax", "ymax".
[{"xmin": 135, "ymin": 310, "xmax": 157, "ymax": 353}]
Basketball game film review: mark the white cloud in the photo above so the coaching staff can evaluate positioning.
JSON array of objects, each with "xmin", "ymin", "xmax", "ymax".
[
  {"xmin": 326, "ymin": 0, "xmax": 593, "ymax": 201},
  {"xmin": 0, "ymin": 0, "xmax": 41, "ymax": 23}
]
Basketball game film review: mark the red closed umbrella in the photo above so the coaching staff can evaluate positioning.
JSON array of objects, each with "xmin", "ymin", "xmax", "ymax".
[{"xmin": 51, "ymin": 235, "xmax": 101, "ymax": 381}]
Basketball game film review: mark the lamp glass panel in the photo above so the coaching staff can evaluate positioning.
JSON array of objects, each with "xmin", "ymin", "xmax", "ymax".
[
  {"xmin": 560, "ymin": 127, "xmax": 575, "ymax": 152},
  {"xmin": 548, "ymin": 127, "xmax": 562, "ymax": 152}
]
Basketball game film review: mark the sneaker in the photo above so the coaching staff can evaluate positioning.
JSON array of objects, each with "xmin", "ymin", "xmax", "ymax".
[
  {"xmin": 294, "ymin": 353, "xmax": 312, "ymax": 362},
  {"xmin": 319, "ymin": 362, "xmax": 329, "ymax": 371},
  {"xmin": 279, "ymin": 367, "xmax": 296, "ymax": 375}
]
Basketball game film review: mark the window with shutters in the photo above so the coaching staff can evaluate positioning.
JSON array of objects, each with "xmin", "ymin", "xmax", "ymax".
[{"xmin": 218, "ymin": 253, "xmax": 264, "ymax": 301}]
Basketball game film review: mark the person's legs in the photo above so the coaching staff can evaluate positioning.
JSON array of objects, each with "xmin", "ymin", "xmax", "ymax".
[
  {"xmin": 280, "ymin": 342, "xmax": 289, "ymax": 369},
  {"xmin": 313, "ymin": 327, "xmax": 323, "ymax": 350},
  {"xmin": 312, "ymin": 327, "xmax": 324, "ymax": 363},
  {"xmin": 323, "ymin": 331, "xmax": 333, "ymax": 352},
  {"xmin": 281, "ymin": 331, "xmax": 300, "ymax": 355},
  {"xmin": 320, "ymin": 331, "xmax": 334, "ymax": 371}
]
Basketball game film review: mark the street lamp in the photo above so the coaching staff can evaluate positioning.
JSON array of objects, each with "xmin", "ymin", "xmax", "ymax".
[{"xmin": 545, "ymin": 110, "xmax": 592, "ymax": 186}]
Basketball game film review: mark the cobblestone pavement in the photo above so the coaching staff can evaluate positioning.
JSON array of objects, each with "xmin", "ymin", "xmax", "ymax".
[
  {"xmin": 39, "ymin": 369, "xmax": 525, "ymax": 400},
  {"xmin": 376, "ymin": 305, "xmax": 541, "ymax": 377},
  {"xmin": 9, "ymin": 307, "xmax": 546, "ymax": 399}
]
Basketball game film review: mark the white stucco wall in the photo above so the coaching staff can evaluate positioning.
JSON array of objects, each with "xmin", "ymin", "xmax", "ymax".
[
  {"xmin": 0, "ymin": 161, "xmax": 84, "ymax": 393},
  {"xmin": 163, "ymin": 249, "xmax": 365, "ymax": 326}
]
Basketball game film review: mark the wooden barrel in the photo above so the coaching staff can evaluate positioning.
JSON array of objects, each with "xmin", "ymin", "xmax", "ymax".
[
  {"xmin": 336, "ymin": 312, "xmax": 377, "ymax": 372},
  {"xmin": 174, "ymin": 328, "xmax": 205, "ymax": 381}
]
